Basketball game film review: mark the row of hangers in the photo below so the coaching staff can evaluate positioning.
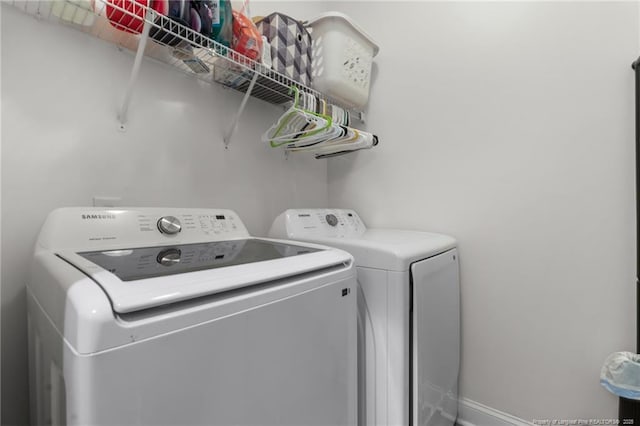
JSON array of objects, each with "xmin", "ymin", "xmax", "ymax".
[{"xmin": 261, "ymin": 87, "xmax": 378, "ymax": 159}]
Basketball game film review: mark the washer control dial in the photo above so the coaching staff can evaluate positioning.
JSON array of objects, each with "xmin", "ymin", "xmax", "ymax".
[
  {"xmin": 326, "ymin": 214, "xmax": 338, "ymax": 227},
  {"xmin": 157, "ymin": 216, "xmax": 182, "ymax": 235},
  {"xmin": 157, "ymin": 248, "xmax": 181, "ymax": 266}
]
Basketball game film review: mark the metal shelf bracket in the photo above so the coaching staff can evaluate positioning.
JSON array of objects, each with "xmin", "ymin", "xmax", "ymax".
[
  {"xmin": 223, "ymin": 71, "xmax": 259, "ymax": 148},
  {"xmin": 118, "ymin": 9, "xmax": 155, "ymax": 131}
]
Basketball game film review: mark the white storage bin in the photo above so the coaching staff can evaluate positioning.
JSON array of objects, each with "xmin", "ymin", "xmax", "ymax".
[
  {"xmin": 51, "ymin": 0, "xmax": 96, "ymax": 26},
  {"xmin": 307, "ymin": 12, "xmax": 379, "ymax": 109}
]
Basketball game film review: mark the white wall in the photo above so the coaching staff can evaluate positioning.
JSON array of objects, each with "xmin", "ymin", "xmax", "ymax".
[
  {"xmin": 328, "ymin": 1, "xmax": 638, "ymax": 421},
  {"xmin": 4, "ymin": 1, "xmax": 638, "ymax": 424},
  {"xmin": 0, "ymin": 2, "xmax": 328, "ymax": 424}
]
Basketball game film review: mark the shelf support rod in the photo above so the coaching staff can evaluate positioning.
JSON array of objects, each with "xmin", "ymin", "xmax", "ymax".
[
  {"xmin": 118, "ymin": 9, "xmax": 155, "ymax": 131},
  {"xmin": 223, "ymin": 71, "xmax": 259, "ymax": 147}
]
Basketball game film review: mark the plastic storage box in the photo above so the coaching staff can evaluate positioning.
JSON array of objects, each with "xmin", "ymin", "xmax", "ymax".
[
  {"xmin": 255, "ymin": 13, "xmax": 313, "ymax": 86},
  {"xmin": 306, "ymin": 12, "xmax": 379, "ymax": 109}
]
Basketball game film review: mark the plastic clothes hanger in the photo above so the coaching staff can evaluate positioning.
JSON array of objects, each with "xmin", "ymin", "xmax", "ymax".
[
  {"xmin": 314, "ymin": 132, "xmax": 379, "ymax": 158},
  {"xmin": 287, "ymin": 97, "xmax": 371, "ymax": 153},
  {"xmin": 288, "ymin": 99, "xmax": 362, "ymax": 150},
  {"xmin": 263, "ymin": 88, "xmax": 378, "ymax": 157},
  {"xmin": 262, "ymin": 87, "xmax": 334, "ymax": 147},
  {"xmin": 286, "ymin": 96, "xmax": 346, "ymax": 148},
  {"xmin": 266, "ymin": 89, "xmax": 336, "ymax": 147}
]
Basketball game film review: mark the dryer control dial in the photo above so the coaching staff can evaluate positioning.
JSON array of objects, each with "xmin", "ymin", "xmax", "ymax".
[
  {"xmin": 326, "ymin": 214, "xmax": 338, "ymax": 227},
  {"xmin": 157, "ymin": 216, "xmax": 182, "ymax": 235}
]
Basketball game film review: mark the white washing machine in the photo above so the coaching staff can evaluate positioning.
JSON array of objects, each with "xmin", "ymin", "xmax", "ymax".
[
  {"xmin": 28, "ymin": 207, "xmax": 357, "ymax": 426},
  {"xmin": 269, "ymin": 209, "xmax": 460, "ymax": 426}
]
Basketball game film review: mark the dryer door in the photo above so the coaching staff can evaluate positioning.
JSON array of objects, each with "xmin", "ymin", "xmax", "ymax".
[{"xmin": 411, "ymin": 248, "xmax": 460, "ymax": 426}]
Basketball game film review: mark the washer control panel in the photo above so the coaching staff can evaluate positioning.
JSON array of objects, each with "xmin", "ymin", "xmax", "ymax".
[
  {"xmin": 274, "ymin": 209, "xmax": 366, "ymax": 239},
  {"xmin": 136, "ymin": 211, "xmax": 243, "ymax": 238},
  {"xmin": 37, "ymin": 208, "xmax": 251, "ymax": 251}
]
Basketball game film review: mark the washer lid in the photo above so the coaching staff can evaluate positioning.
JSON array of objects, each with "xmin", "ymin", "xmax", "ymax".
[
  {"xmin": 295, "ymin": 229, "xmax": 457, "ymax": 271},
  {"xmin": 58, "ymin": 238, "xmax": 352, "ymax": 313}
]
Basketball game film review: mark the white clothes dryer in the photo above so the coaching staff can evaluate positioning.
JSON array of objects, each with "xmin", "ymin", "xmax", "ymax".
[
  {"xmin": 270, "ymin": 209, "xmax": 460, "ymax": 426},
  {"xmin": 28, "ymin": 207, "xmax": 357, "ymax": 426}
]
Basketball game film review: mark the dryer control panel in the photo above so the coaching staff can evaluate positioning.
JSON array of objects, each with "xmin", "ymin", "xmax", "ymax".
[
  {"xmin": 36, "ymin": 208, "xmax": 251, "ymax": 251},
  {"xmin": 270, "ymin": 209, "xmax": 367, "ymax": 239}
]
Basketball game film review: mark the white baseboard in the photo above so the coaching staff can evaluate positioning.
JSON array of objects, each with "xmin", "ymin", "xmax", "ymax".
[{"xmin": 456, "ymin": 398, "xmax": 533, "ymax": 426}]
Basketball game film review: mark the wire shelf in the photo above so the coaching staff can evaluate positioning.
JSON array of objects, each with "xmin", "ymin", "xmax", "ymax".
[{"xmin": 11, "ymin": 0, "xmax": 365, "ymax": 122}]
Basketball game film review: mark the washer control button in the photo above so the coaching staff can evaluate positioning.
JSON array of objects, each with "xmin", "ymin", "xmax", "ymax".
[
  {"xmin": 157, "ymin": 216, "xmax": 182, "ymax": 235},
  {"xmin": 326, "ymin": 214, "xmax": 338, "ymax": 227}
]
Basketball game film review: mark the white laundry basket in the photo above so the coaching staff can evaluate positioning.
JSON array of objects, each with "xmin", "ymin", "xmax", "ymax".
[
  {"xmin": 307, "ymin": 12, "xmax": 379, "ymax": 109},
  {"xmin": 51, "ymin": 0, "xmax": 96, "ymax": 26}
]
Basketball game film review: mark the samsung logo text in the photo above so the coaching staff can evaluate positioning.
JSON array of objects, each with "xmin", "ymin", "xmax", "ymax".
[{"xmin": 81, "ymin": 214, "xmax": 116, "ymax": 220}]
